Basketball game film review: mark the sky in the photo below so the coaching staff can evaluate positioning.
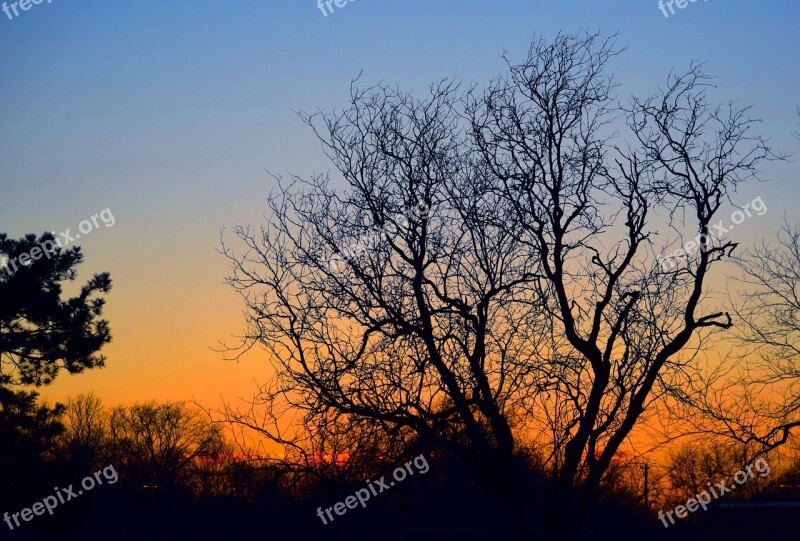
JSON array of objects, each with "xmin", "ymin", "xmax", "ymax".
[{"xmin": 1, "ymin": 0, "xmax": 798, "ymax": 410}]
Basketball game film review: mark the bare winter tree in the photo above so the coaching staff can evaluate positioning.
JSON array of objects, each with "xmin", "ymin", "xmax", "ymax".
[
  {"xmin": 222, "ymin": 32, "xmax": 778, "ymax": 540},
  {"xmin": 464, "ymin": 35, "xmax": 778, "ymax": 538},
  {"xmin": 221, "ymin": 73, "xmax": 547, "ymax": 534},
  {"xmin": 735, "ymin": 220, "xmax": 800, "ymax": 407},
  {"xmin": 60, "ymin": 392, "xmax": 107, "ymax": 469},
  {"xmin": 108, "ymin": 401, "xmax": 224, "ymax": 488},
  {"xmin": 732, "ymin": 221, "xmax": 800, "ymax": 448},
  {"xmin": 680, "ymin": 221, "xmax": 800, "ymax": 461},
  {"xmin": 664, "ymin": 440, "xmax": 774, "ymax": 503}
]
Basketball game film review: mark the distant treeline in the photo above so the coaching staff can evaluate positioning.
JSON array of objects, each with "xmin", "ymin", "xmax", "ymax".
[{"xmin": 1, "ymin": 393, "xmax": 798, "ymax": 540}]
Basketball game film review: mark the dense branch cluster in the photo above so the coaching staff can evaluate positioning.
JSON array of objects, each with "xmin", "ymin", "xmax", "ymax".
[{"xmin": 221, "ymin": 31, "xmax": 785, "ymax": 540}]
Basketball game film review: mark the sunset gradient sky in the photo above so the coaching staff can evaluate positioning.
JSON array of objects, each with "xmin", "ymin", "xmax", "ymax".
[{"xmin": 1, "ymin": 0, "xmax": 798, "ymax": 410}]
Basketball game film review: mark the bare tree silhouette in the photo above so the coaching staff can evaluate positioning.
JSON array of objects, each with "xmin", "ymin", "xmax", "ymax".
[
  {"xmin": 732, "ymin": 221, "xmax": 800, "ymax": 447},
  {"xmin": 222, "ymin": 32, "xmax": 780, "ymax": 540},
  {"xmin": 108, "ymin": 401, "xmax": 224, "ymax": 489},
  {"xmin": 680, "ymin": 221, "xmax": 800, "ymax": 461},
  {"xmin": 61, "ymin": 392, "xmax": 107, "ymax": 470}
]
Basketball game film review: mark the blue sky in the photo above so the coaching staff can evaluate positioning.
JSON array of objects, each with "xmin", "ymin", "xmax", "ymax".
[{"xmin": 1, "ymin": 0, "xmax": 798, "ymax": 405}]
